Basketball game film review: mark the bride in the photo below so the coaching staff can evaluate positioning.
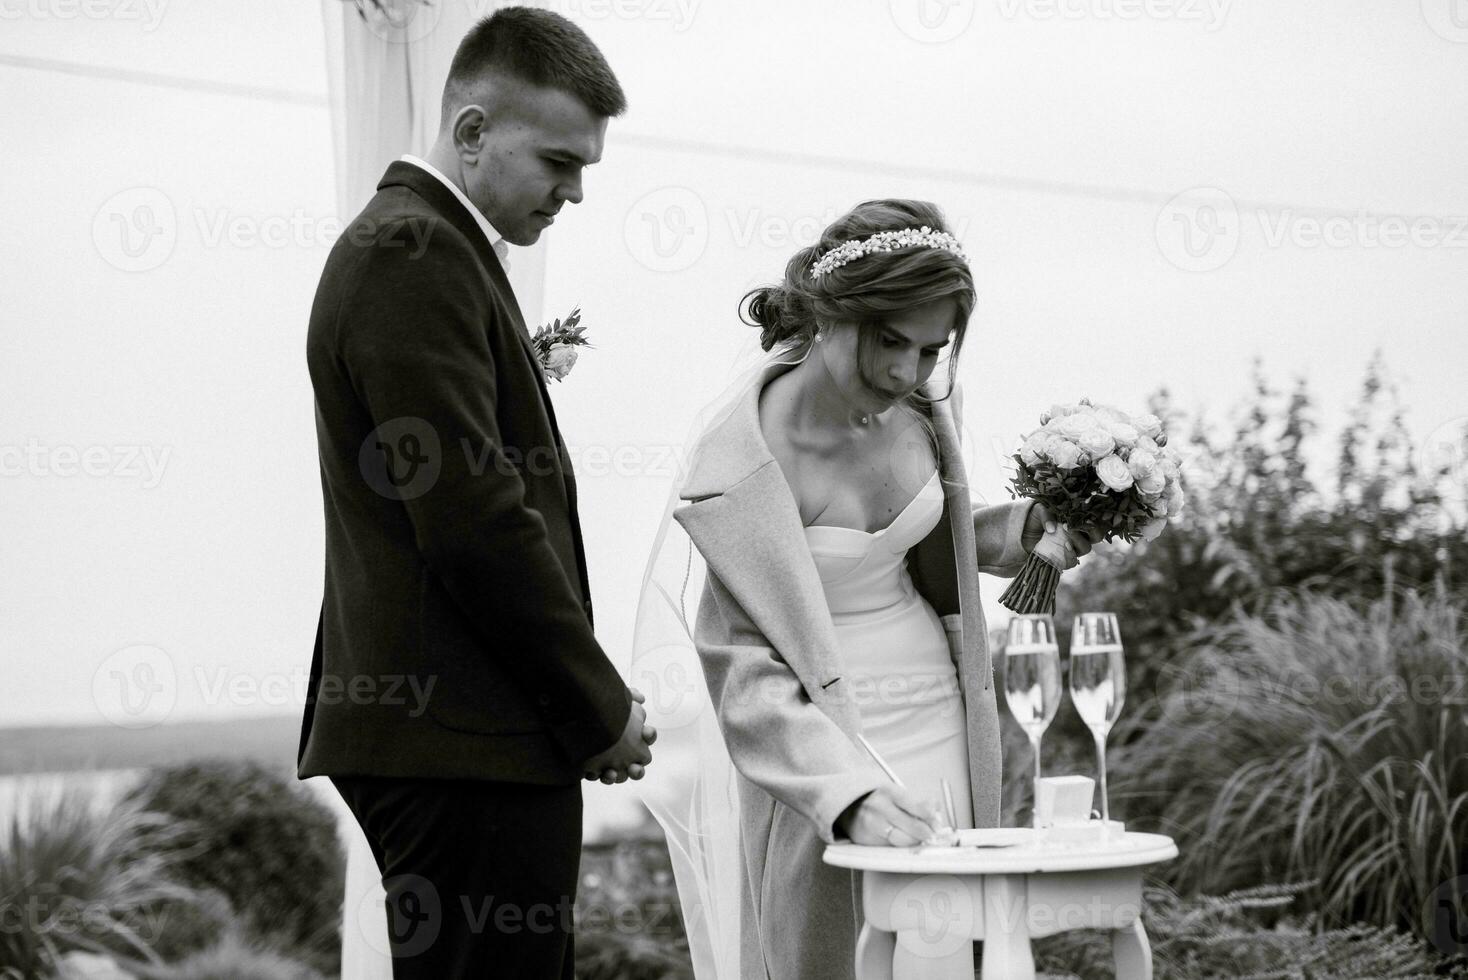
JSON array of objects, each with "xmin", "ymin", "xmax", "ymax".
[{"xmin": 634, "ymin": 198, "xmax": 1091, "ymax": 979}]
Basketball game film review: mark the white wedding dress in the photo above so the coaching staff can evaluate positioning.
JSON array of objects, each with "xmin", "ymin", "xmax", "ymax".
[{"xmin": 804, "ymin": 468, "xmax": 976, "ymax": 978}]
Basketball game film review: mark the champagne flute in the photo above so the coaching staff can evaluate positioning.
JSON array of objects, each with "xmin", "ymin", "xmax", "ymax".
[
  {"xmin": 1003, "ymin": 614, "xmax": 1062, "ymax": 828},
  {"xmin": 1069, "ymin": 612, "xmax": 1126, "ymax": 837}
]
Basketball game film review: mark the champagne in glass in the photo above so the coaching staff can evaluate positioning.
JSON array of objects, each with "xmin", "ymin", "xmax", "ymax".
[
  {"xmin": 1004, "ymin": 614, "xmax": 1062, "ymax": 828},
  {"xmin": 1069, "ymin": 612, "xmax": 1126, "ymax": 837}
]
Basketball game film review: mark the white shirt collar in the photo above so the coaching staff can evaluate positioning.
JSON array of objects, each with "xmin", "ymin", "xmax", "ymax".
[{"xmin": 398, "ymin": 154, "xmax": 509, "ymax": 271}]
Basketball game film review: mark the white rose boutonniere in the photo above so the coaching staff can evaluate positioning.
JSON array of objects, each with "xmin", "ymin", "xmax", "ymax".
[{"xmin": 530, "ymin": 306, "xmax": 591, "ymax": 384}]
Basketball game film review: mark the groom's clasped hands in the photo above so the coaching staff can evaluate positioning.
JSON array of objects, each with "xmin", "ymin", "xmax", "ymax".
[{"xmin": 581, "ymin": 687, "xmax": 658, "ymax": 784}]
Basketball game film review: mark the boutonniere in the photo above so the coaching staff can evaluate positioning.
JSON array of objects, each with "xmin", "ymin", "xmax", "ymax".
[{"xmin": 531, "ymin": 306, "xmax": 591, "ymax": 383}]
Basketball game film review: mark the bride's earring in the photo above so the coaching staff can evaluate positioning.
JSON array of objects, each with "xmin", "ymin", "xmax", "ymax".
[{"xmin": 813, "ymin": 331, "xmax": 824, "ymax": 343}]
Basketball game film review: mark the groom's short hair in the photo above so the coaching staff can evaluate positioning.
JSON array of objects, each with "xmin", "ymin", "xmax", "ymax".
[{"xmin": 442, "ymin": 7, "xmax": 627, "ymax": 126}]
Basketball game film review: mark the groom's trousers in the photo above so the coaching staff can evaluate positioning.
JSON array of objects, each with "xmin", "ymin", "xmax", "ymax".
[{"xmin": 333, "ymin": 775, "xmax": 582, "ymax": 980}]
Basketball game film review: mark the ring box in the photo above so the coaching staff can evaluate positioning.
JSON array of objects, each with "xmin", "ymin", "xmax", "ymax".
[{"xmin": 1035, "ymin": 776, "xmax": 1094, "ymax": 828}]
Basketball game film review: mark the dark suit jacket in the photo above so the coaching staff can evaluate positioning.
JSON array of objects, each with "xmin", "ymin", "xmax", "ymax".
[{"xmin": 297, "ymin": 161, "xmax": 631, "ymax": 786}]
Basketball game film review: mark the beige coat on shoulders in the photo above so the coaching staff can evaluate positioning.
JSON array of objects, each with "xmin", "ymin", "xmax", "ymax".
[{"xmin": 672, "ymin": 361, "xmax": 1034, "ymax": 980}]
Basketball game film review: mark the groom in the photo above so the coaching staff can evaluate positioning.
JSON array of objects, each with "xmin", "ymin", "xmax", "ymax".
[{"xmin": 298, "ymin": 8, "xmax": 653, "ymax": 978}]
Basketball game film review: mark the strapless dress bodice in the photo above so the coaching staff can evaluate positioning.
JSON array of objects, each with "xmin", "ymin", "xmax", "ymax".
[{"xmin": 802, "ymin": 470, "xmax": 946, "ymax": 615}]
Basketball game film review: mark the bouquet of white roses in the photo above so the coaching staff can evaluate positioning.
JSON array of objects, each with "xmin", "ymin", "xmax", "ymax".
[{"xmin": 998, "ymin": 398, "xmax": 1186, "ymax": 615}]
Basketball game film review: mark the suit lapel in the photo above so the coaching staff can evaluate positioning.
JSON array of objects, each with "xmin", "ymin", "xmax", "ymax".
[
  {"xmin": 375, "ymin": 162, "xmax": 550, "ymax": 401},
  {"xmin": 376, "ymin": 162, "xmax": 584, "ymax": 584}
]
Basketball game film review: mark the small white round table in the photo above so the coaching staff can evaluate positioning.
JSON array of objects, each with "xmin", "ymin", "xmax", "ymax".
[{"xmin": 823, "ymin": 829, "xmax": 1178, "ymax": 980}]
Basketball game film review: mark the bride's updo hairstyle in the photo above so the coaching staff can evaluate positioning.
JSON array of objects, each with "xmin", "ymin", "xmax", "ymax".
[{"xmin": 740, "ymin": 199, "xmax": 974, "ymax": 399}]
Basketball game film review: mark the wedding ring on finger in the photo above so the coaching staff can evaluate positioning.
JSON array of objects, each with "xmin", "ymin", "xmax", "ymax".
[{"xmin": 882, "ymin": 823, "xmax": 899, "ymax": 845}]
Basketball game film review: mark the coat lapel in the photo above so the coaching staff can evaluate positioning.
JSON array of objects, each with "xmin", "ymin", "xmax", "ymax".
[
  {"xmin": 673, "ymin": 363, "xmax": 850, "ymax": 713},
  {"xmin": 672, "ymin": 362, "xmax": 992, "ymax": 710}
]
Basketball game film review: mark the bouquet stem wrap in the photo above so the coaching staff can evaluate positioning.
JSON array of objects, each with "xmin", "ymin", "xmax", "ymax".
[{"xmin": 998, "ymin": 525, "xmax": 1073, "ymax": 616}]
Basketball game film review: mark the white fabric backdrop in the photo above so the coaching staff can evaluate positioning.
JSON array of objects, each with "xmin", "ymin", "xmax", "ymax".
[{"xmin": 320, "ymin": 0, "xmax": 547, "ymax": 320}]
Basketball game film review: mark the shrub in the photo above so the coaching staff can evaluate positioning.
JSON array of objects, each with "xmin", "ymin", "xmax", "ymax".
[
  {"xmin": 1056, "ymin": 354, "xmax": 1468, "ymax": 728},
  {"xmin": 1109, "ymin": 588, "xmax": 1468, "ymax": 950},
  {"xmin": 122, "ymin": 760, "xmax": 344, "ymax": 974},
  {"xmin": 125, "ymin": 929, "xmax": 326, "ymax": 980},
  {"xmin": 0, "ymin": 787, "xmax": 194, "ymax": 978},
  {"xmin": 1034, "ymin": 878, "xmax": 1464, "ymax": 979}
]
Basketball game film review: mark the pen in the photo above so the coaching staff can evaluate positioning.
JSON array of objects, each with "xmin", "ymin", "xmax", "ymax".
[
  {"xmin": 940, "ymin": 778, "xmax": 958, "ymax": 831},
  {"xmin": 855, "ymin": 733, "xmax": 906, "ymax": 788}
]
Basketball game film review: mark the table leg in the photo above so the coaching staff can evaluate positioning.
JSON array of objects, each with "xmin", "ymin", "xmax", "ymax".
[
  {"xmin": 1112, "ymin": 916, "xmax": 1152, "ymax": 980},
  {"xmin": 980, "ymin": 874, "xmax": 1034, "ymax": 980},
  {"xmin": 854, "ymin": 921, "xmax": 895, "ymax": 980}
]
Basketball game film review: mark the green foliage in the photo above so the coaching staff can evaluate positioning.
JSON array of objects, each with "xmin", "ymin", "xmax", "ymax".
[
  {"xmin": 1057, "ymin": 352, "xmax": 1468, "ymax": 719},
  {"xmin": 122, "ymin": 761, "xmax": 344, "ymax": 976},
  {"xmin": 125, "ymin": 929, "xmax": 327, "ymax": 980},
  {"xmin": 577, "ymin": 832, "xmax": 691, "ymax": 979},
  {"xmin": 1108, "ymin": 588, "xmax": 1468, "ymax": 952},
  {"xmin": 531, "ymin": 305, "xmax": 591, "ymax": 357},
  {"xmin": 1009, "ymin": 455, "xmax": 1157, "ymax": 544},
  {"xmin": 1035, "ymin": 878, "xmax": 1462, "ymax": 979},
  {"xmin": 0, "ymin": 789, "xmax": 195, "ymax": 978}
]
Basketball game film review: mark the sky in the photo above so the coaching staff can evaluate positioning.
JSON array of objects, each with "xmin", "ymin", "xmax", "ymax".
[{"xmin": 1, "ymin": 0, "xmax": 1465, "ymax": 730}]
